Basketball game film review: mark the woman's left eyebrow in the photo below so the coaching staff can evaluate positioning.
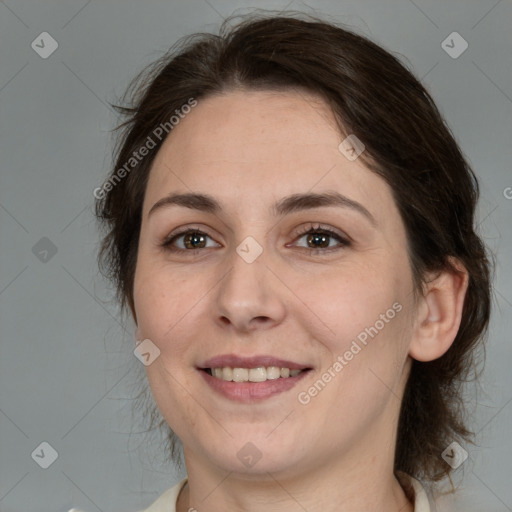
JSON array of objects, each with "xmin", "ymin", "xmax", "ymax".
[{"xmin": 148, "ymin": 191, "xmax": 377, "ymax": 227}]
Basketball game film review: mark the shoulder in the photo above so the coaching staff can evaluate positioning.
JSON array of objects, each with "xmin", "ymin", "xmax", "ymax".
[{"xmin": 136, "ymin": 478, "xmax": 188, "ymax": 512}]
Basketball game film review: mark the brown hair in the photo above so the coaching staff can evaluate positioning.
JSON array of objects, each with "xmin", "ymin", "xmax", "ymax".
[{"xmin": 95, "ymin": 11, "xmax": 492, "ymax": 488}]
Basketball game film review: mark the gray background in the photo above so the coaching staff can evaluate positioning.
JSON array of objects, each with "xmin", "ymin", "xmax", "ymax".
[{"xmin": 1, "ymin": 0, "xmax": 511, "ymax": 511}]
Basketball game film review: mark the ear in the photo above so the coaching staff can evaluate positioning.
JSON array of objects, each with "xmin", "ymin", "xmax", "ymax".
[{"xmin": 409, "ymin": 259, "xmax": 469, "ymax": 362}]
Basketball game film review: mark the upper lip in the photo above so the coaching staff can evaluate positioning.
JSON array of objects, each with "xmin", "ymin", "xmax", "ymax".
[{"xmin": 200, "ymin": 354, "xmax": 311, "ymax": 370}]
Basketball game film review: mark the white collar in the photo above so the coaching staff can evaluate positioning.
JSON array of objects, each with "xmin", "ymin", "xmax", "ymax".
[{"xmin": 140, "ymin": 473, "xmax": 431, "ymax": 511}]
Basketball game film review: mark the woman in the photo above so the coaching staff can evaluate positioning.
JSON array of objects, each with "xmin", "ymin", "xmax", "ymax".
[{"xmin": 95, "ymin": 12, "xmax": 492, "ymax": 512}]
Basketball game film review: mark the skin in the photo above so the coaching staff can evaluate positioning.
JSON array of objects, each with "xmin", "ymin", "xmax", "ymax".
[{"xmin": 132, "ymin": 89, "xmax": 468, "ymax": 512}]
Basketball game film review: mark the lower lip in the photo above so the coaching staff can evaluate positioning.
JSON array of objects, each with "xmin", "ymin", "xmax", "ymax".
[{"xmin": 199, "ymin": 369, "xmax": 311, "ymax": 403}]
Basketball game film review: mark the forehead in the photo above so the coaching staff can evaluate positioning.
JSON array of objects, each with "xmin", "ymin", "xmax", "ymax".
[{"xmin": 143, "ymin": 89, "xmax": 396, "ymax": 225}]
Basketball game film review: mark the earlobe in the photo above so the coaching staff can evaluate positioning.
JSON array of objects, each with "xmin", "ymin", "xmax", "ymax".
[{"xmin": 409, "ymin": 261, "xmax": 469, "ymax": 362}]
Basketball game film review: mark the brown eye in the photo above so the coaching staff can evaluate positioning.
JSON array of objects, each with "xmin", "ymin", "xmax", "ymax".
[
  {"xmin": 161, "ymin": 224, "xmax": 349, "ymax": 255},
  {"xmin": 162, "ymin": 229, "xmax": 218, "ymax": 252},
  {"xmin": 293, "ymin": 224, "xmax": 350, "ymax": 254}
]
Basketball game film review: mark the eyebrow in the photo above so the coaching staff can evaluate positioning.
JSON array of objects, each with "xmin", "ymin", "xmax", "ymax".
[{"xmin": 148, "ymin": 191, "xmax": 377, "ymax": 226}]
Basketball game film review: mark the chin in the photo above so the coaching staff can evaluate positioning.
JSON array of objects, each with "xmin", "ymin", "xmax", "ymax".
[{"xmin": 197, "ymin": 432, "xmax": 306, "ymax": 476}]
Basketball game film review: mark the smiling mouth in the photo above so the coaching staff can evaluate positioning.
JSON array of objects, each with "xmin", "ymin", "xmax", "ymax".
[{"xmin": 202, "ymin": 366, "xmax": 310, "ymax": 382}]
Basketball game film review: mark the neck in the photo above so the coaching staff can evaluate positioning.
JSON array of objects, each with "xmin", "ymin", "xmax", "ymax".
[{"xmin": 176, "ymin": 434, "xmax": 414, "ymax": 512}]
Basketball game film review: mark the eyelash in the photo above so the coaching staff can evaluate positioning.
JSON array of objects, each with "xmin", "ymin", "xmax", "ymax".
[{"xmin": 161, "ymin": 223, "xmax": 350, "ymax": 256}]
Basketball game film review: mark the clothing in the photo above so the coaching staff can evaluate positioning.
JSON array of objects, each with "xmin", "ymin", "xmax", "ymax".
[{"xmin": 137, "ymin": 472, "xmax": 431, "ymax": 512}]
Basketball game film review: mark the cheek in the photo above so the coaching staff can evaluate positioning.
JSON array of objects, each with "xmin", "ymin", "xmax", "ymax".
[
  {"xmin": 134, "ymin": 262, "xmax": 184, "ymax": 346},
  {"xmin": 299, "ymin": 263, "xmax": 412, "ymax": 389},
  {"xmin": 133, "ymin": 261, "xmax": 215, "ymax": 371},
  {"xmin": 299, "ymin": 264, "xmax": 400, "ymax": 341}
]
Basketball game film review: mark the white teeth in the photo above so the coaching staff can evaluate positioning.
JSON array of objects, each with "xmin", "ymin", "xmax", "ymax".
[
  {"xmin": 248, "ymin": 367, "xmax": 267, "ymax": 382},
  {"xmin": 266, "ymin": 366, "xmax": 281, "ymax": 380},
  {"xmin": 222, "ymin": 367, "xmax": 233, "ymax": 380},
  {"xmin": 208, "ymin": 366, "xmax": 305, "ymax": 382},
  {"xmin": 232, "ymin": 368, "xmax": 249, "ymax": 382}
]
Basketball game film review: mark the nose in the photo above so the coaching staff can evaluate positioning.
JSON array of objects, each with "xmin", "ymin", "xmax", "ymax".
[{"xmin": 213, "ymin": 238, "xmax": 286, "ymax": 334}]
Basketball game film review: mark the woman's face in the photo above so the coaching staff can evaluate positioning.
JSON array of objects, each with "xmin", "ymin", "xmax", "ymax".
[{"xmin": 133, "ymin": 89, "xmax": 418, "ymax": 477}]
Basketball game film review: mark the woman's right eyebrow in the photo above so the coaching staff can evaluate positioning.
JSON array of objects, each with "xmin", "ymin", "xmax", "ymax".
[{"xmin": 148, "ymin": 191, "xmax": 377, "ymax": 227}]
